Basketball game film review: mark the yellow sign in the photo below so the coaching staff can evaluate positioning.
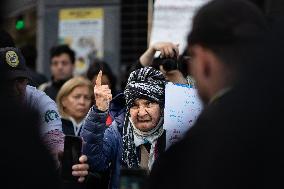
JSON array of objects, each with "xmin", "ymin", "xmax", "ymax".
[
  {"xmin": 59, "ymin": 7, "xmax": 104, "ymax": 75},
  {"xmin": 60, "ymin": 8, "xmax": 103, "ymax": 20},
  {"xmin": 6, "ymin": 51, "xmax": 19, "ymax": 67}
]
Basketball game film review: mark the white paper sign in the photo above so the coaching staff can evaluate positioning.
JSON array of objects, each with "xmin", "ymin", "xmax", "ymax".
[
  {"xmin": 150, "ymin": 0, "xmax": 211, "ymax": 52},
  {"xmin": 164, "ymin": 82, "xmax": 203, "ymax": 149}
]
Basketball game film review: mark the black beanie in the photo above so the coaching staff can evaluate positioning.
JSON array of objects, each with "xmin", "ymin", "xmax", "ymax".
[{"xmin": 124, "ymin": 67, "xmax": 166, "ymax": 110}]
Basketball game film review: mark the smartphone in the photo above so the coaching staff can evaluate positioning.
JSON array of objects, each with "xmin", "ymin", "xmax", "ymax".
[
  {"xmin": 119, "ymin": 168, "xmax": 148, "ymax": 189},
  {"xmin": 61, "ymin": 135, "xmax": 82, "ymax": 182}
]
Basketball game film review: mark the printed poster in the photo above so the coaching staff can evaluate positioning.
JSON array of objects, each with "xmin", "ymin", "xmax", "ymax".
[
  {"xmin": 59, "ymin": 8, "xmax": 104, "ymax": 75},
  {"xmin": 164, "ymin": 82, "xmax": 203, "ymax": 149}
]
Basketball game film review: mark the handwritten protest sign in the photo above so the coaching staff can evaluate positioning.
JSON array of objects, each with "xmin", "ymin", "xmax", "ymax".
[
  {"xmin": 164, "ymin": 82, "xmax": 203, "ymax": 149},
  {"xmin": 150, "ymin": 0, "xmax": 211, "ymax": 53}
]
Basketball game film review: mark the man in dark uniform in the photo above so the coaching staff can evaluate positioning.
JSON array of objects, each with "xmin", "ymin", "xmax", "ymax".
[{"xmin": 148, "ymin": 0, "xmax": 281, "ymax": 189}]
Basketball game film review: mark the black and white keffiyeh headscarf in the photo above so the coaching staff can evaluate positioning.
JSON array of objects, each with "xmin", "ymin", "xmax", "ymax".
[{"xmin": 122, "ymin": 67, "xmax": 166, "ymax": 169}]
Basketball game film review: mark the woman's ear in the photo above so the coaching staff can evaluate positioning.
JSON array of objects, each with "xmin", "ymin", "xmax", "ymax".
[{"xmin": 61, "ymin": 96, "xmax": 67, "ymax": 108}]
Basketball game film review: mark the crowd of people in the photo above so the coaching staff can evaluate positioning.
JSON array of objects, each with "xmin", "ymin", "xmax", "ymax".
[{"xmin": 1, "ymin": 0, "xmax": 284, "ymax": 188}]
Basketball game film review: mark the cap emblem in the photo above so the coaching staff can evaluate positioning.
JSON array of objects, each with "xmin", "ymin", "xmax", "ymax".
[{"xmin": 6, "ymin": 50, "xmax": 19, "ymax": 67}]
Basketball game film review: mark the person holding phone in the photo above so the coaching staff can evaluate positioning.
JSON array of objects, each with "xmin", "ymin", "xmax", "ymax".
[
  {"xmin": 81, "ymin": 67, "xmax": 166, "ymax": 189},
  {"xmin": 0, "ymin": 43, "xmax": 89, "ymax": 184}
]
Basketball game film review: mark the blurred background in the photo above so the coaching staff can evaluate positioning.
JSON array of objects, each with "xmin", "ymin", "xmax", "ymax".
[{"xmin": 2, "ymin": 0, "xmax": 284, "ymax": 90}]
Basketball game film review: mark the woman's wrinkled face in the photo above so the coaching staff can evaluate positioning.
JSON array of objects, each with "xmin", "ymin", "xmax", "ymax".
[
  {"xmin": 62, "ymin": 85, "xmax": 92, "ymax": 123},
  {"xmin": 129, "ymin": 99, "xmax": 161, "ymax": 132}
]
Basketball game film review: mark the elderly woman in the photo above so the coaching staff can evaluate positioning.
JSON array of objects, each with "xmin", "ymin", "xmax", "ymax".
[
  {"xmin": 56, "ymin": 76, "xmax": 93, "ymax": 136},
  {"xmin": 80, "ymin": 67, "xmax": 166, "ymax": 189}
]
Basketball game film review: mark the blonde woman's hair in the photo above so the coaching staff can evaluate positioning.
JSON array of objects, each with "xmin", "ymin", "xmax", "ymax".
[{"xmin": 56, "ymin": 76, "xmax": 93, "ymax": 119}]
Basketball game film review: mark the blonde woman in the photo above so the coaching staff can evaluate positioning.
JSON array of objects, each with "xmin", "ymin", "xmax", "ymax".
[{"xmin": 56, "ymin": 76, "xmax": 93, "ymax": 136}]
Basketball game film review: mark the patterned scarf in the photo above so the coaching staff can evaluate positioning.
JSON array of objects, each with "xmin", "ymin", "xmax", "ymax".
[
  {"xmin": 122, "ymin": 67, "xmax": 166, "ymax": 169},
  {"xmin": 122, "ymin": 115, "xmax": 164, "ymax": 169}
]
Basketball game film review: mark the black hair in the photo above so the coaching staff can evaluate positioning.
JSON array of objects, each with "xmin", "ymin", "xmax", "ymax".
[
  {"xmin": 50, "ymin": 45, "xmax": 75, "ymax": 64},
  {"xmin": 188, "ymin": 0, "xmax": 268, "ymax": 67},
  {"xmin": 87, "ymin": 59, "xmax": 117, "ymax": 94},
  {"xmin": 248, "ymin": 0, "xmax": 267, "ymax": 13}
]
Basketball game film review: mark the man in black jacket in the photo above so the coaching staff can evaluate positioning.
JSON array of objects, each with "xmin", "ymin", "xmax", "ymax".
[
  {"xmin": 148, "ymin": 0, "xmax": 282, "ymax": 188},
  {"xmin": 39, "ymin": 45, "xmax": 75, "ymax": 100}
]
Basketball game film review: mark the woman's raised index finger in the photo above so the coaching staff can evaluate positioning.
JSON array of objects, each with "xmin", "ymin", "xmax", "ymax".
[{"xmin": 96, "ymin": 70, "xmax": 102, "ymax": 87}]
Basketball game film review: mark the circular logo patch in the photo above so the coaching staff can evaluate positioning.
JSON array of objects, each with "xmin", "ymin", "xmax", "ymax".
[{"xmin": 6, "ymin": 51, "xmax": 19, "ymax": 67}]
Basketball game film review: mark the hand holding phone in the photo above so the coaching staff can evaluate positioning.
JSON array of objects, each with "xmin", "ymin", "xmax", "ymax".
[{"xmin": 61, "ymin": 135, "xmax": 82, "ymax": 182}]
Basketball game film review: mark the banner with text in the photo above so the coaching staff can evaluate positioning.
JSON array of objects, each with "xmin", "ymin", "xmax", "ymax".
[
  {"xmin": 150, "ymin": 0, "xmax": 211, "ymax": 53},
  {"xmin": 164, "ymin": 82, "xmax": 203, "ymax": 149}
]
